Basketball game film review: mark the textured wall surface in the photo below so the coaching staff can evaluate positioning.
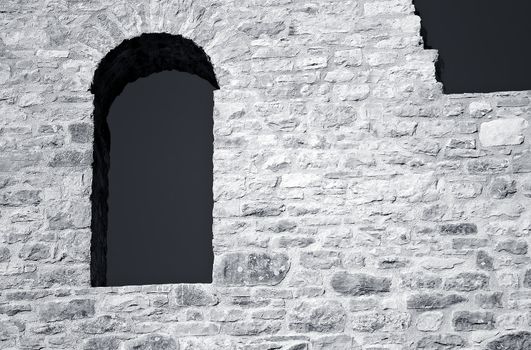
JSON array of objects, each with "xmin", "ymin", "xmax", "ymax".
[{"xmin": 0, "ymin": 0, "xmax": 530, "ymax": 349}]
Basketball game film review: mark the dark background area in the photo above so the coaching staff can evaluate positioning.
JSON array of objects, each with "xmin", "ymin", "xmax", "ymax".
[
  {"xmin": 106, "ymin": 71, "xmax": 214, "ymax": 286},
  {"xmin": 414, "ymin": 0, "xmax": 531, "ymax": 93}
]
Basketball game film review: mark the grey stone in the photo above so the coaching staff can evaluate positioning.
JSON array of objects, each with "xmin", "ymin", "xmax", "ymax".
[
  {"xmin": 176, "ymin": 285, "xmax": 218, "ymax": 306},
  {"xmin": 68, "ymin": 123, "xmax": 92, "ymax": 143},
  {"xmin": 124, "ymin": 334, "xmax": 178, "ymax": 350},
  {"xmin": 0, "ymin": 247, "xmax": 11, "ymax": 262},
  {"xmin": 311, "ymin": 335, "xmax": 358, "ymax": 350},
  {"xmin": 351, "ymin": 311, "xmax": 410, "ymax": 333},
  {"xmin": 222, "ymin": 320, "xmax": 281, "ymax": 336},
  {"xmin": 439, "ymin": 223, "xmax": 477, "ymax": 235},
  {"xmin": 490, "ymin": 177, "xmax": 517, "ymax": 198},
  {"xmin": 407, "ymin": 293, "xmax": 467, "ymax": 310},
  {"xmin": 288, "ymin": 301, "xmax": 346, "ymax": 333},
  {"xmin": 443, "ymin": 272, "xmax": 489, "ymax": 291},
  {"xmin": 215, "ymin": 252, "xmax": 289, "ymax": 286},
  {"xmin": 78, "ymin": 315, "xmax": 120, "ymax": 334},
  {"xmin": 452, "ymin": 311, "xmax": 495, "ymax": 331},
  {"xmin": 479, "ymin": 118, "xmax": 527, "ymax": 146},
  {"xmin": 0, "ymin": 190, "xmax": 41, "ymax": 206},
  {"xmin": 524, "ymin": 269, "xmax": 531, "ymax": 288},
  {"xmin": 299, "ymin": 250, "xmax": 341, "ymax": 269},
  {"xmin": 486, "ymin": 331, "xmax": 531, "ymax": 350},
  {"xmin": 19, "ymin": 243, "xmax": 51, "ymax": 261},
  {"xmin": 241, "ymin": 202, "xmax": 285, "ymax": 217},
  {"xmin": 38, "ymin": 299, "xmax": 95, "ymax": 322},
  {"xmin": 48, "ymin": 150, "xmax": 92, "ymax": 167},
  {"xmin": 416, "ymin": 334, "xmax": 465, "ymax": 349},
  {"xmin": 83, "ymin": 336, "xmax": 121, "ymax": 350},
  {"xmin": 331, "ymin": 272, "xmax": 391, "ymax": 296},
  {"xmin": 477, "ymin": 250, "xmax": 494, "ymax": 270},
  {"xmin": 475, "ymin": 292, "xmax": 503, "ymax": 309},
  {"xmin": 495, "ymin": 240, "xmax": 528, "ymax": 255}
]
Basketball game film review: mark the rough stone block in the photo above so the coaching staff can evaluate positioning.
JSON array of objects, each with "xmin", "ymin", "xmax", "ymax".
[
  {"xmin": 416, "ymin": 334, "xmax": 465, "ymax": 350},
  {"xmin": 123, "ymin": 334, "xmax": 178, "ymax": 350},
  {"xmin": 477, "ymin": 250, "xmax": 494, "ymax": 270},
  {"xmin": 49, "ymin": 150, "xmax": 92, "ymax": 167},
  {"xmin": 311, "ymin": 334, "xmax": 358, "ymax": 350},
  {"xmin": 443, "ymin": 272, "xmax": 489, "ymax": 291},
  {"xmin": 407, "ymin": 293, "xmax": 467, "ymax": 310},
  {"xmin": 38, "ymin": 299, "xmax": 95, "ymax": 322},
  {"xmin": 479, "ymin": 118, "xmax": 528, "ymax": 146},
  {"xmin": 331, "ymin": 272, "xmax": 391, "ymax": 296},
  {"xmin": 69, "ymin": 123, "xmax": 92, "ymax": 143},
  {"xmin": 350, "ymin": 311, "xmax": 410, "ymax": 332},
  {"xmin": 288, "ymin": 301, "xmax": 346, "ymax": 333},
  {"xmin": 486, "ymin": 331, "xmax": 531, "ymax": 350},
  {"xmin": 495, "ymin": 239, "xmax": 528, "ymax": 255},
  {"xmin": 416, "ymin": 312, "xmax": 444, "ymax": 332},
  {"xmin": 439, "ymin": 223, "xmax": 477, "ymax": 235},
  {"xmin": 452, "ymin": 311, "xmax": 495, "ymax": 331},
  {"xmin": 215, "ymin": 252, "xmax": 289, "ymax": 286},
  {"xmin": 176, "ymin": 285, "xmax": 218, "ymax": 306},
  {"xmin": 299, "ymin": 250, "xmax": 341, "ymax": 269},
  {"xmin": 490, "ymin": 177, "xmax": 517, "ymax": 198},
  {"xmin": 18, "ymin": 243, "xmax": 51, "ymax": 261}
]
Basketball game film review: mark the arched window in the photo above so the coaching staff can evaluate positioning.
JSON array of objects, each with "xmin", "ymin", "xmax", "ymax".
[{"xmin": 90, "ymin": 33, "xmax": 219, "ymax": 287}]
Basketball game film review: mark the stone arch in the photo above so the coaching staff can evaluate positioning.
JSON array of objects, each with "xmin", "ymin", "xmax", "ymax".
[{"xmin": 90, "ymin": 32, "xmax": 219, "ymax": 287}]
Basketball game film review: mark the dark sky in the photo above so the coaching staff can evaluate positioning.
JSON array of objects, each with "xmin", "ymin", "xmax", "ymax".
[
  {"xmin": 106, "ymin": 71, "xmax": 214, "ymax": 286},
  {"xmin": 414, "ymin": 0, "xmax": 531, "ymax": 93}
]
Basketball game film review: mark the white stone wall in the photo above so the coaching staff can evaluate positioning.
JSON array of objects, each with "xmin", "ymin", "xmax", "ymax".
[{"xmin": 0, "ymin": 0, "xmax": 530, "ymax": 349}]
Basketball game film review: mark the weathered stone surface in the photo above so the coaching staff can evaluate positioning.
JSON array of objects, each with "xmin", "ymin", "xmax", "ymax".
[
  {"xmin": 0, "ymin": 190, "xmax": 41, "ymax": 206},
  {"xmin": 443, "ymin": 272, "xmax": 489, "ymax": 291},
  {"xmin": 477, "ymin": 250, "xmax": 494, "ymax": 270},
  {"xmin": 452, "ymin": 311, "xmax": 495, "ymax": 331},
  {"xmin": 77, "ymin": 315, "xmax": 120, "ymax": 334},
  {"xmin": 68, "ymin": 123, "xmax": 92, "ymax": 143},
  {"xmin": 416, "ymin": 334, "xmax": 465, "ymax": 349},
  {"xmin": 288, "ymin": 301, "xmax": 346, "ymax": 333},
  {"xmin": 123, "ymin": 334, "xmax": 178, "ymax": 350},
  {"xmin": 299, "ymin": 251, "xmax": 341, "ymax": 269},
  {"xmin": 495, "ymin": 239, "xmax": 528, "ymax": 255},
  {"xmin": 479, "ymin": 118, "xmax": 528, "ymax": 146},
  {"xmin": 475, "ymin": 292, "xmax": 503, "ymax": 309},
  {"xmin": 490, "ymin": 177, "xmax": 517, "ymax": 198},
  {"xmin": 524, "ymin": 269, "xmax": 531, "ymax": 288},
  {"xmin": 416, "ymin": 311, "xmax": 444, "ymax": 331},
  {"xmin": 19, "ymin": 243, "xmax": 51, "ymax": 261},
  {"xmin": 215, "ymin": 253, "xmax": 290, "ymax": 286},
  {"xmin": 311, "ymin": 335, "xmax": 359, "ymax": 350},
  {"xmin": 176, "ymin": 285, "xmax": 218, "ymax": 306},
  {"xmin": 350, "ymin": 311, "xmax": 410, "ymax": 332},
  {"xmin": 486, "ymin": 331, "xmax": 531, "ymax": 350},
  {"xmin": 331, "ymin": 272, "xmax": 391, "ymax": 296},
  {"xmin": 439, "ymin": 223, "xmax": 477, "ymax": 235},
  {"xmin": 48, "ymin": 150, "xmax": 92, "ymax": 167},
  {"xmin": 39, "ymin": 299, "xmax": 95, "ymax": 322},
  {"xmin": 222, "ymin": 320, "xmax": 281, "ymax": 336},
  {"xmin": 0, "ymin": 247, "xmax": 11, "ymax": 262},
  {"xmin": 407, "ymin": 293, "xmax": 467, "ymax": 310},
  {"xmin": 83, "ymin": 336, "xmax": 121, "ymax": 350},
  {"xmin": 241, "ymin": 202, "xmax": 285, "ymax": 217}
]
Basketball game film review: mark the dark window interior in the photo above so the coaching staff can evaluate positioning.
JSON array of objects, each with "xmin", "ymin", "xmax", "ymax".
[
  {"xmin": 106, "ymin": 71, "xmax": 214, "ymax": 286},
  {"xmin": 414, "ymin": 0, "xmax": 531, "ymax": 93},
  {"xmin": 90, "ymin": 33, "xmax": 218, "ymax": 287}
]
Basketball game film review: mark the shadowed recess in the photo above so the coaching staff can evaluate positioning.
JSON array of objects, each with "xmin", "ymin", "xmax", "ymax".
[
  {"xmin": 90, "ymin": 33, "xmax": 218, "ymax": 287},
  {"xmin": 414, "ymin": 0, "xmax": 531, "ymax": 93}
]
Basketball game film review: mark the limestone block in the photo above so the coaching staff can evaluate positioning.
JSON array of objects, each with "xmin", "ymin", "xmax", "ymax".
[{"xmin": 479, "ymin": 118, "xmax": 528, "ymax": 146}]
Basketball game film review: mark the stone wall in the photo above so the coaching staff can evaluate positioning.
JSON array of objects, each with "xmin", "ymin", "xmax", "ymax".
[{"xmin": 0, "ymin": 0, "xmax": 530, "ymax": 349}]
